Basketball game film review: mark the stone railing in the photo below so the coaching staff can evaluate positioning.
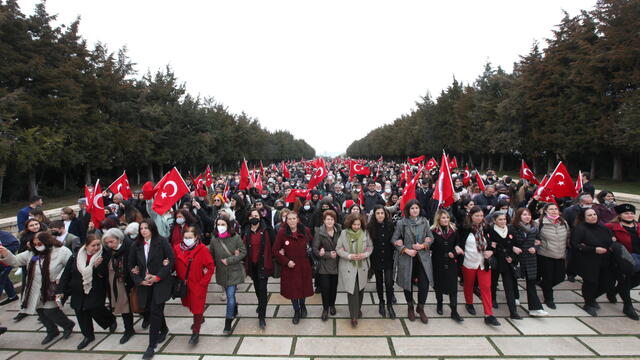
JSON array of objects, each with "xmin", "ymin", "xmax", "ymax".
[{"xmin": 0, "ymin": 205, "xmax": 80, "ymax": 236}]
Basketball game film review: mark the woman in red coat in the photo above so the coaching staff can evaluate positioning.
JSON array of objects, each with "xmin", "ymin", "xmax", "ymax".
[
  {"xmin": 174, "ymin": 226, "xmax": 215, "ymax": 344},
  {"xmin": 606, "ymin": 203, "xmax": 640, "ymax": 320},
  {"xmin": 272, "ymin": 211, "xmax": 314, "ymax": 324}
]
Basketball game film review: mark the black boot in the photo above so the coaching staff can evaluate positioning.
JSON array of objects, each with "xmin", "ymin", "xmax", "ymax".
[
  {"xmin": 300, "ymin": 304, "xmax": 308, "ymax": 318},
  {"xmin": 436, "ymin": 301, "xmax": 443, "ymax": 315},
  {"xmin": 451, "ymin": 310, "xmax": 464, "ymax": 322},
  {"xmin": 120, "ymin": 313, "xmax": 135, "ymax": 344},
  {"xmin": 223, "ymin": 318, "xmax": 233, "ymax": 335},
  {"xmin": 259, "ymin": 317, "xmax": 266, "ymax": 329},
  {"xmin": 387, "ymin": 305, "xmax": 396, "ymax": 319},
  {"xmin": 188, "ymin": 333, "xmax": 199, "ymax": 345},
  {"xmin": 292, "ymin": 309, "xmax": 301, "ymax": 324},
  {"xmin": 623, "ymin": 303, "xmax": 639, "ymax": 320},
  {"xmin": 378, "ymin": 300, "xmax": 386, "ymax": 317}
]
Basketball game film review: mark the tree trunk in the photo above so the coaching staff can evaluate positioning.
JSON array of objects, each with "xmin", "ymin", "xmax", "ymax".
[
  {"xmin": 547, "ymin": 157, "xmax": 554, "ymax": 174},
  {"xmin": 28, "ymin": 169, "xmax": 38, "ymax": 198},
  {"xmin": 159, "ymin": 165, "xmax": 164, "ymax": 179},
  {"xmin": 480, "ymin": 156, "xmax": 485, "ymax": 171},
  {"xmin": 612, "ymin": 153, "xmax": 623, "ymax": 181},
  {"xmin": 487, "ymin": 156, "xmax": 493, "ymax": 170},
  {"xmin": 499, "ymin": 154, "xmax": 505, "ymax": 172},
  {"xmin": 590, "ymin": 157, "xmax": 597, "ymax": 180},
  {"xmin": 84, "ymin": 164, "xmax": 91, "ymax": 186},
  {"xmin": 147, "ymin": 164, "xmax": 154, "ymax": 183},
  {"xmin": 63, "ymin": 172, "xmax": 67, "ymax": 191},
  {"xmin": 469, "ymin": 155, "xmax": 475, "ymax": 169},
  {"xmin": 136, "ymin": 167, "xmax": 141, "ymax": 185},
  {"xmin": 0, "ymin": 164, "xmax": 5, "ymax": 204}
]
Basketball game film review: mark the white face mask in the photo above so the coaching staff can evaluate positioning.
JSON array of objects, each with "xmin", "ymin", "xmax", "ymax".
[
  {"xmin": 304, "ymin": 205, "xmax": 311, "ymax": 211},
  {"xmin": 115, "ymin": 243, "xmax": 122, "ymax": 250},
  {"xmin": 217, "ymin": 226, "xmax": 227, "ymax": 234},
  {"xmin": 176, "ymin": 217, "xmax": 185, "ymax": 225},
  {"xmin": 385, "ymin": 188, "xmax": 391, "ymax": 193},
  {"xmin": 35, "ymin": 245, "xmax": 46, "ymax": 252},
  {"xmin": 183, "ymin": 237, "xmax": 196, "ymax": 247}
]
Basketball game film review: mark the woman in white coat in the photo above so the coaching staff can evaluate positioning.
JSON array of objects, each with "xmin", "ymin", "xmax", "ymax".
[
  {"xmin": 336, "ymin": 212, "xmax": 373, "ymax": 327},
  {"xmin": 0, "ymin": 232, "xmax": 75, "ymax": 344}
]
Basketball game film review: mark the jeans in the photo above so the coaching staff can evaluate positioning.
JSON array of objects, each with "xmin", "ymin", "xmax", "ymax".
[
  {"xmin": 0, "ymin": 267, "xmax": 16, "ymax": 299},
  {"xmin": 225, "ymin": 285, "xmax": 237, "ymax": 319}
]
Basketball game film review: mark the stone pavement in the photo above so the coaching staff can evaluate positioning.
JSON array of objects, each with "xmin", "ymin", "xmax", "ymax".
[{"xmin": 1, "ymin": 276, "xmax": 640, "ymax": 359}]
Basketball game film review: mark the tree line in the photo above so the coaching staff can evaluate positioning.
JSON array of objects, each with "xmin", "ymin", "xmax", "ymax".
[
  {"xmin": 0, "ymin": 1, "xmax": 315, "ymax": 202},
  {"xmin": 347, "ymin": 0, "xmax": 639, "ymax": 182}
]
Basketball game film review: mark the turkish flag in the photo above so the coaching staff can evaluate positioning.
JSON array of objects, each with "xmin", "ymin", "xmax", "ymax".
[
  {"xmin": 575, "ymin": 170, "xmax": 583, "ymax": 193},
  {"xmin": 259, "ymin": 161, "xmax": 265, "ymax": 177},
  {"xmin": 152, "ymin": 167, "xmax": 190, "ymax": 214},
  {"xmin": 425, "ymin": 157, "xmax": 438, "ymax": 171},
  {"xmin": 307, "ymin": 163, "xmax": 328, "ymax": 190},
  {"xmin": 520, "ymin": 160, "xmax": 540, "ymax": 185},
  {"xmin": 142, "ymin": 181, "xmax": 156, "ymax": 200},
  {"xmin": 349, "ymin": 161, "xmax": 371, "ymax": 177},
  {"xmin": 448, "ymin": 156, "xmax": 458, "ymax": 169},
  {"xmin": 533, "ymin": 175, "xmax": 556, "ymax": 204},
  {"xmin": 248, "ymin": 167, "xmax": 256, "ymax": 189},
  {"xmin": 194, "ymin": 174, "xmax": 207, "ymax": 197},
  {"xmin": 463, "ymin": 166, "xmax": 471, "ymax": 186},
  {"xmin": 205, "ymin": 165, "xmax": 213, "ymax": 188},
  {"xmin": 89, "ymin": 180, "xmax": 105, "ymax": 229},
  {"xmin": 239, "ymin": 159, "xmax": 250, "ymax": 190},
  {"xmin": 282, "ymin": 161, "xmax": 290, "ymax": 179},
  {"xmin": 400, "ymin": 166, "xmax": 422, "ymax": 211},
  {"xmin": 408, "ymin": 155, "xmax": 425, "ymax": 165},
  {"xmin": 108, "ymin": 171, "xmax": 133, "ymax": 200},
  {"xmin": 255, "ymin": 174, "xmax": 264, "ymax": 193},
  {"xmin": 474, "ymin": 170, "xmax": 486, "ymax": 192},
  {"xmin": 84, "ymin": 185, "xmax": 93, "ymax": 211},
  {"xmin": 433, "ymin": 153, "xmax": 455, "ymax": 208},
  {"xmin": 545, "ymin": 162, "xmax": 578, "ymax": 199},
  {"xmin": 286, "ymin": 188, "xmax": 311, "ymax": 203},
  {"xmin": 222, "ymin": 180, "xmax": 230, "ymax": 203}
]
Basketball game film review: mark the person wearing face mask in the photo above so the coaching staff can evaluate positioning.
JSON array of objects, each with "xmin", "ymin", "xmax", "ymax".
[
  {"xmin": 564, "ymin": 193, "xmax": 593, "ymax": 282},
  {"xmin": 56, "ymin": 234, "xmax": 117, "ymax": 349},
  {"xmin": 593, "ymin": 190, "xmax": 617, "ymax": 224},
  {"xmin": 170, "ymin": 209, "xmax": 201, "ymax": 248},
  {"xmin": 49, "ymin": 220, "xmax": 81, "ymax": 254},
  {"xmin": 537, "ymin": 203, "xmax": 570, "ymax": 309},
  {"xmin": 332, "ymin": 183, "xmax": 347, "ymax": 209},
  {"xmin": 101, "ymin": 228, "xmax": 137, "ymax": 344},
  {"xmin": 174, "ymin": 226, "xmax": 214, "ymax": 344},
  {"xmin": 368, "ymin": 205, "xmax": 397, "ymax": 318},
  {"xmin": 210, "ymin": 216, "xmax": 246, "ymax": 335},
  {"xmin": 299, "ymin": 200, "xmax": 316, "ymax": 232},
  {"xmin": 571, "ymin": 208, "xmax": 615, "ymax": 316},
  {"xmin": 0, "ymin": 232, "xmax": 75, "ymax": 344},
  {"xmin": 606, "ymin": 204, "xmax": 640, "ymax": 320},
  {"xmin": 242, "ymin": 209, "xmax": 274, "ymax": 329},
  {"xmin": 363, "ymin": 181, "xmax": 386, "ymax": 214}
]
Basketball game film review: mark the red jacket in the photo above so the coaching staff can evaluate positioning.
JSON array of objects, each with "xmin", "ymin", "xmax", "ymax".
[
  {"xmin": 606, "ymin": 222, "xmax": 640, "ymax": 253},
  {"xmin": 174, "ymin": 242, "xmax": 214, "ymax": 314},
  {"xmin": 272, "ymin": 225, "xmax": 314, "ymax": 300}
]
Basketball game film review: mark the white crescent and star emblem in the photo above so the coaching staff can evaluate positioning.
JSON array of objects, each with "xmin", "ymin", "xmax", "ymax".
[
  {"xmin": 554, "ymin": 172, "xmax": 565, "ymax": 186},
  {"xmin": 117, "ymin": 183, "xmax": 122, "ymax": 192},
  {"xmin": 93, "ymin": 194, "xmax": 104, "ymax": 210},
  {"xmin": 161, "ymin": 181, "xmax": 178, "ymax": 199},
  {"xmin": 523, "ymin": 168, "xmax": 533, "ymax": 177},
  {"xmin": 353, "ymin": 164, "xmax": 364, "ymax": 172}
]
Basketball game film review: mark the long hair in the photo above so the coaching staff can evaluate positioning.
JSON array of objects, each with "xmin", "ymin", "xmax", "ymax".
[
  {"xmin": 367, "ymin": 205, "xmax": 392, "ymax": 239},
  {"xmin": 19, "ymin": 218, "xmax": 41, "ymax": 239},
  {"xmin": 136, "ymin": 218, "xmax": 160, "ymax": 243},
  {"xmin": 430, "ymin": 209, "xmax": 456, "ymax": 232},
  {"xmin": 511, "ymin": 208, "xmax": 533, "ymax": 229},
  {"xmin": 403, "ymin": 199, "xmax": 421, "ymax": 218},
  {"xmin": 463, "ymin": 206, "xmax": 484, "ymax": 230}
]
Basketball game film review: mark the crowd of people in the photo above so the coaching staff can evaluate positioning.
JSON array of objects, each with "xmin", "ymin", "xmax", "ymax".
[{"xmin": 0, "ymin": 159, "xmax": 639, "ymax": 359}]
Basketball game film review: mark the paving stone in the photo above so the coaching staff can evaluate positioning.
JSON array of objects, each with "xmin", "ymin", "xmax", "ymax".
[
  {"xmin": 123, "ymin": 355, "xmax": 201, "ymax": 360},
  {"xmin": 0, "ymin": 331, "xmax": 53, "ymax": 350},
  {"xmin": 295, "ymin": 337, "xmax": 391, "ymax": 356},
  {"xmin": 0, "ymin": 311, "xmax": 43, "ymax": 331},
  {"xmin": 392, "ymin": 336, "xmax": 497, "ymax": 356},
  {"xmin": 204, "ymin": 357, "xmax": 306, "ymax": 360},
  {"xmin": 47, "ymin": 332, "xmax": 107, "ymax": 351},
  {"xmin": 268, "ymin": 293, "xmax": 323, "ymax": 305},
  {"xmin": 206, "ymin": 292, "xmax": 260, "ymax": 304},
  {"xmin": 233, "ymin": 317, "xmax": 332, "ymax": 335},
  {"xmin": 508, "ymin": 316, "xmax": 597, "ymax": 335},
  {"xmin": 10, "ymin": 351, "xmax": 121, "ymax": 360},
  {"xmin": 335, "ymin": 318, "xmax": 405, "ymax": 336},
  {"xmin": 94, "ymin": 332, "xmax": 151, "ymax": 351},
  {"xmin": 578, "ymin": 336, "xmax": 640, "ymax": 356},
  {"xmin": 447, "ymin": 358, "xmax": 548, "ymax": 360},
  {"xmin": 203, "ymin": 304, "xmax": 276, "ymax": 318},
  {"xmin": 405, "ymin": 317, "xmax": 519, "ymax": 335},
  {"xmin": 0, "ymin": 351, "xmax": 17, "ymax": 360},
  {"xmin": 161, "ymin": 316, "xmax": 227, "ymax": 335},
  {"xmin": 237, "ymin": 336, "xmax": 293, "ymax": 355},
  {"xmin": 579, "ymin": 316, "xmax": 640, "ymax": 334},
  {"xmin": 161, "ymin": 335, "xmax": 238, "ymax": 354},
  {"xmin": 164, "ymin": 304, "xmax": 203, "ymax": 316},
  {"xmin": 491, "ymin": 336, "xmax": 594, "ymax": 356}
]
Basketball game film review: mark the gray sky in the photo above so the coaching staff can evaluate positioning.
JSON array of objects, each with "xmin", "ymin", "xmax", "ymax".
[{"xmin": 19, "ymin": 0, "xmax": 592, "ymax": 156}]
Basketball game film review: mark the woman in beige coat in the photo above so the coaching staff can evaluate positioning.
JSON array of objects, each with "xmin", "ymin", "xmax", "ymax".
[{"xmin": 336, "ymin": 213, "xmax": 373, "ymax": 327}]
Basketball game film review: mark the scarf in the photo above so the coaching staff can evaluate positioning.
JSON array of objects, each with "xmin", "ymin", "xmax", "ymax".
[
  {"xmin": 434, "ymin": 225, "xmax": 453, "ymax": 239},
  {"xmin": 520, "ymin": 222, "xmax": 537, "ymax": 234},
  {"xmin": 77, "ymin": 245, "xmax": 103, "ymax": 295},
  {"xmin": 218, "ymin": 231, "xmax": 230, "ymax": 239},
  {"xmin": 346, "ymin": 229, "xmax": 365, "ymax": 268},
  {"xmin": 472, "ymin": 223, "xmax": 487, "ymax": 253},
  {"xmin": 493, "ymin": 224, "xmax": 509, "ymax": 238},
  {"xmin": 546, "ymin": 215, "xmax": 560, "ymax": 224},
  {"xmin": 110, "ymin": 243, "xmax": 125, "ymax": 301},
  {"xmin": 23, "ymin": 249, "xmax": 52, "ymax": 308}
]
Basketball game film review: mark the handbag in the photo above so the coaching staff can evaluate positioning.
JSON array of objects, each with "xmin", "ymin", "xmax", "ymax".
[
  {"xmin": 129, "ymin": 287, "xmax": 145, "ymax": 313},
  {"xmin": 610, "ymin": 242, "xmax": 636, "ymax": 275},
  {"xmin": 172, "ymin": 258, "xmax": 192, "ymax": 299}
]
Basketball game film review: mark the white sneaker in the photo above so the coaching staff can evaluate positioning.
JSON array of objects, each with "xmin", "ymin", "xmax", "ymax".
[
  {"xmin": 529, "ymin": 309, "xmax": 549, "ymax": 317},
  {"xmin": 515, "ymin": 299, "xmax": 520, "ymax": 306}
]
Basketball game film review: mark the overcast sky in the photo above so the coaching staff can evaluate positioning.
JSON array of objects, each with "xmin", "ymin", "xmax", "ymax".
[{"xmin": 19, "ymin": 0, "xmax": 593, "ymax": 156}]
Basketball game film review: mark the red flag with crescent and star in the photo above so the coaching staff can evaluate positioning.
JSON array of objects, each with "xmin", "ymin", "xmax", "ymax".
[
  {"xmin": 408, "ymin": 155, "xmax": 425, "ymax": 165},
  {"xmin": 425, "ymin": 157, "xmax": 438, "ymax": 171},
  {"xmin": 474, "ymin": 170, "xmax": 486, "ymax": 192},
  {"xmin": 349, "ymin": 160, "xmax": 370, "ymax": 177},
  {"xmin": 205, "ymin": 165, "xmax": 213, "ymax": 188},
  {"xmin": 463, "ymin": 166, "xmax": 471, "ymax": 186},
  {"xmin": 545, "ymin": 162, "xmax": 578, "ymax": 199},
  {"xmin": 307, "ymin": 160, "xmax": 328, "ymax": 190},
  {"xmin": 88, "ymin": 180, "xmax": 105, "ymax": 229},
  {"xmin": 519, "ymin": 160, "xmax": 540, "ymax": 185},
  {"xmin": 108, "ymin": 171, "xmax": 133, "ymax": 200},
  {"xmin": 152, "ymin": 167, "xmax": 190, "ymax": 214}
]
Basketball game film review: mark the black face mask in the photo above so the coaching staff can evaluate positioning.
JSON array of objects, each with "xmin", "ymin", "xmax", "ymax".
[
  {"xmin": 50, "ymin": 230, "xmax": 61, "ymax": 236},
  {"xmin": 249, "ymin": 218, "xmax": 260, "ymax": 225},
  {"xmin": 275, "ymin": 205, "xmax": 284, "ymax": 210}
]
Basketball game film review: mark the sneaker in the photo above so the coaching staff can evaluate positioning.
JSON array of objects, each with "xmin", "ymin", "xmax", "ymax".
[
  {"xmin": 0, "ymin": 296, "xmax": 19, "ymax": 306},
  {"xmin": 142, "ymin": 346, "xmax": 155, "ymax": 360},
  {"xmin": 465, "ymin": 304, "xmax": 476, "ymax": 315},
  {"xmin": 529, "ymin": 309, "xmax": 549, "ymax": 317}
]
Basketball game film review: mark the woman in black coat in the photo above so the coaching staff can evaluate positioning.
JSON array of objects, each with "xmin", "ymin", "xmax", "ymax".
[
  {"xmin": 128, "ymin": 219, "xmax": 175, "ymax": 360},
  {"xmin": 571, "ymin": 208, "xmax": 615, "ymax": 316},
  {"xmin": 486, "ymin": 211, "xmax": 522, "ymax": 320},
  {"xmin": 430, "ymin": 209, "xmax": 463, "ymax": 322},
  {"xmin": 56, "ymin": 234, "xmax": 117, "ymax": 350},
  {"xmin": 367, "ymin": 205, "xmax": 396, "ymax": 318},
  {"xmin": 509, "ymin": 208, "xmax": 548, "ymax": 316}
]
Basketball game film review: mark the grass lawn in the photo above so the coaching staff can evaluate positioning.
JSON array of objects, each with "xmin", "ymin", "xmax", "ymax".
[{"xmin": 0, "ymin": 192, "xmax": 82, "ymax": 219}]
